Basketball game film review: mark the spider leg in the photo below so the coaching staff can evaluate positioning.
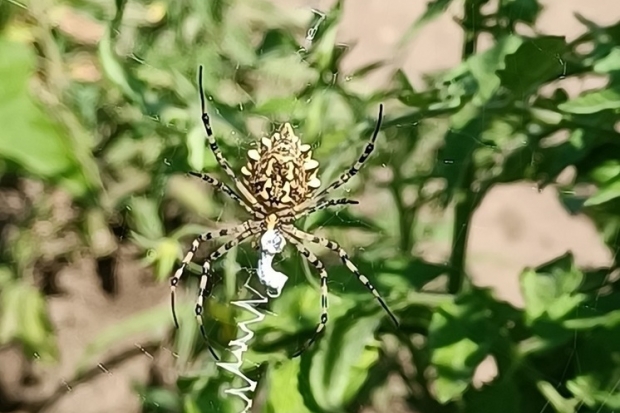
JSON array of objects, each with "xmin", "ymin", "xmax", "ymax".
[
  {"xmin": 317, "ymin": 104, "xmax": 384, "ymax": 198},
  {"xmin": 195, "ymin": 226, "xmax": 259, "ymax": 359},
  {"xmin": 282, "ymin": 234, "xmax": 329, "ymax": 357},
  {"xmin": 280, "ymin": 198, "xmax": 358, "ymax": 223},
  {"xmin": 198, "ymin": 66, "xmax": 266, "ymax": 216},
  {"xmin": 188, "ymin": 171, "xmax": 265, "ymax": 219},
  {"xmin": 283, "ymin": 226, "xmax": 399, "ymax": 327},
  {"xmin": 170, "ymin": 221, "xmax": 254, "ymax": 331}
]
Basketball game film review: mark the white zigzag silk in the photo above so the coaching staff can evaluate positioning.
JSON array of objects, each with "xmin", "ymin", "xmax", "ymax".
[{"xmin": 216, "ymin": 229, "xmax": 288, "ymax": 412}]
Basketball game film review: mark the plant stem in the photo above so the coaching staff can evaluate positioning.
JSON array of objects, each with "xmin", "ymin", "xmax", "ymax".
[
  {"xmin": 447, "ymin": 0, "xmax": 481, "ymax": 295},
  {"xmin": 389, "ymin": 168, "xmax": 414, "ymax": 254},
  {"xmin": 448, "ymin": 164, "xmax": 476, "ymax": 294}
]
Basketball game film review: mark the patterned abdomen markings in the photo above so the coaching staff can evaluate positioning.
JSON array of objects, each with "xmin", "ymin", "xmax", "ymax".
[{"xmin": 242, "ymin": 123, "xmax": 321, "ymax": 211}]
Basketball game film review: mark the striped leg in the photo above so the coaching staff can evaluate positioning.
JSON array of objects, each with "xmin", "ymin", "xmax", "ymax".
[
  {"xmin": 283, "ymin": 226, "xmax": 399, "ymax": 327},
  {"xmin": 170, "ymin": 221, "xmax": 253, "ymax": 330},
  {"xmin": 280, "ymin": 198, "xmax": 358, "ymax": 222},
  {"xmin": 195, "ymin": 227, "xmax": 259, "ymax": 359},
  {"xmin": 283, "ymin": 234, "xmax": 329, "ymax": 357},
  {"xmin": 188, "ymin": 171, "xmax": 265, "ymax": 219},
  {"xmin": 198, "ymin": 66, "xmax": 263, "ymax": 213},
  {"xmin": 317, "ymin": 104, "xmax": 384, "ymax": 198}
]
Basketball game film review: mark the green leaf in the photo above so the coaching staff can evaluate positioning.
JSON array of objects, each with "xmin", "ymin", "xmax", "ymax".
[
  {"xmin": 0, "ymin": 39, "xmax": 99, "ymax": 197},
  {"xmin": 264, "ymin": 359, "xmax": 313, "ymax": 413},
  {"xmin": 467, "ymin": 35, "xmax": 523, "ymax": 105},
  {"xmin": 499, "ymin": 0, "xmax": 541, "ymax": 25},
  {"xmin": 584, "ymin": 174, "xmax": 620, "ymax": 206},
  {"xmin": 129, "ymin": 197, "xmax": 165, "ymax": 240},
  {"xmin": 428, "ymin": 290, "xmax": 499, "ymax": 403},
  {"xmin": 558, "ymin": 87, "xmax": 620, "ymax": 114},
  {"xmin": 98, "ymin": 26, "xmax": 145, "ymax": 109},
  {"xmin": 520, "ymin": 253, "xmax": 586, "ymax": 324},
  {"xmin": 308, "ymin": 0, "xmax": 342, "ymax": 72},
  {"xmin": 0, "ymin": 280, "xmax": 57, "ymax": 362},
  {"xmin": 593, "ymin": 47, "xmax": 620, "ymax": 73},
  {"xmin": 302, "ymin": 311, "xmax": 382, "ymax": 411},
  {"xmin": 498, "ymin": 36, "xmax": 568, "ymax": 96},
  {"xmin": 566, "ymin": 328, "xmax": 620, "ymax": 410}
]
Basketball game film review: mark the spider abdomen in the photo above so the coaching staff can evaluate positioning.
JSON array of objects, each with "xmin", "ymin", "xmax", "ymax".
[{"xmin": 241, "ymin": 123, "xmax": 321, "ymax": 211}]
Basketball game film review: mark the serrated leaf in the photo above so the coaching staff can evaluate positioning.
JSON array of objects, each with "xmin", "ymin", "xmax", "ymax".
[
  {"xmin": 520, "ymin": 253, "xmax": 586, "ymax": 323},
  {"xmin": 467, "ymin": 35, "xmax": 523, "ymax": 104}
]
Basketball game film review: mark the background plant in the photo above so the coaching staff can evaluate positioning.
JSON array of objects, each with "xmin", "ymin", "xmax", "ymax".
[{"xmin": 0, "ymin": 0, "xmax": 619, "ymax": 412}]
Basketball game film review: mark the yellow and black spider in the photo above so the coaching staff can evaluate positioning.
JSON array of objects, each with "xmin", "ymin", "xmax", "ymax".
[{"xmin": 170, "ymin": 66, "xmax": 399, "ymax": 358}]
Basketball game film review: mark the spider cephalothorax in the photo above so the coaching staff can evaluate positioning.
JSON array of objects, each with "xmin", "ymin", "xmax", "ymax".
[
  {"xmin": 241, "ymin": 123, "xmax": 321, "ymax": 211},
  {"xmin": 170, "ymin": 66, "xmax": 398, "ymax": 360}
]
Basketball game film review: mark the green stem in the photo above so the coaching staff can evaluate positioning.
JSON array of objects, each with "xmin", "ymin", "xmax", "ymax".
[
  {"xmin": 447, "ymin": 0, "xmax": 482, "ymax": 295},
  {"xmin": 461, "ymin": 0, "xmax": 481, "ymax": 59},
  {"xmin": 448, "ymin": 164, "xmax": 475, "ymax": 294},
  {"xmin": 389, "ymin": 170, "xmax": 414, "ymax": 254}
]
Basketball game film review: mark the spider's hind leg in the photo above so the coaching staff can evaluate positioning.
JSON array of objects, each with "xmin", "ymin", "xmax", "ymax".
[
  {"xmin": 193, "ymin": 227, "xmax": 258, "ymax": 360},
  {"xmin": 283, "ymin": 234, "xmax": 329, "ymax": 357},
  {"xmin": 284, "ymin": 226, "xmax": 399, "ymax": 327}
]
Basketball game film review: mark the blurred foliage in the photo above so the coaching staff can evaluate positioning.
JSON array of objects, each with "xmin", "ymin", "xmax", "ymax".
[{"xmin": 0, "ymin": 0, "xmax": 620, "ymax": 412}]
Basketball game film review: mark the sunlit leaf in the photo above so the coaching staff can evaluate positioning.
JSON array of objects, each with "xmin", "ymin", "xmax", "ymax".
[
  {"xmin": 584, "ymin": 175, "xmax": 620, "ymax": 206},
  {"xmin": 302, "ymin": 310, "xmax": 382, "ymax": 411},
  {"xmin": 98, "ymin": 27, "xmax": 145, "ymax": 108},
  {"xmin": 428, "ymin": 290, "xmax": 500, "ymax": 403},
  {"xmin": 264, "ymin": 359, "xmax": 313, "ymax": 413},
  {"xmin": 558, "ymin": 87, "xmax": 620, "ymax": 114},
  {"xmin": 520, "ymin": 253, "xmax": 586, "ymax": 326},
  {"xmin": 0, "ymin": 280, "xmax": 57, "ymax": 362},
  {"xmin": 0, "ymin": 39, "xmax": 99, "ymax": 197},
  {"xmin": 129, "ymin": 197, "xmax": 165, "ymax": 240},
  {"xmin": 467, "ymin": 35, "xmax": 523, "ymax": 104}
]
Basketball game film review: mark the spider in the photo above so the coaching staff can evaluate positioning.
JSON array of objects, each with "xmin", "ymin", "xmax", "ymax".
[{"xmin": 169, "ymin": 65, "xmax": 399, "ymax": 359}]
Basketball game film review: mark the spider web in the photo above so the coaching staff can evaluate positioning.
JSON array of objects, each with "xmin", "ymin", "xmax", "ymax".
[{"xmin": 8, "ymin": 1, "xmax": 620, "ymax": 413}]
